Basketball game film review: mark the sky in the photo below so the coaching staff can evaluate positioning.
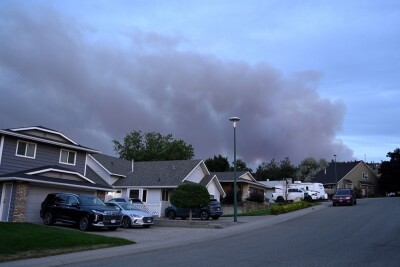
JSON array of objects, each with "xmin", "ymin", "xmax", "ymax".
[{"xmin": 0, "ymin": 1, "xmax": 399, "ymax": 169}]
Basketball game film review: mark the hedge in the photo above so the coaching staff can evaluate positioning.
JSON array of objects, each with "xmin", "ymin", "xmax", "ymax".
[{"xmin": 271, "ymin": 201, "xmax": 312, "ymax": 215}]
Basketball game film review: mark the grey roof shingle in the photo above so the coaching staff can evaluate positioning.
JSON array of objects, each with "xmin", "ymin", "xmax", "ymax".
[
  {"xmin": 312, "ymin": 161, "xmax": 361, "ymax": 184},
  {"xmin": 112, "ymin": 159, "xmax": 203, "ymax": 187},
  {"xmin": 91, "ymin": 154, "xmax": 133, "ymax": 176},
  {"xmin": 211, "ymin": 171, "xmax": 247, "ymax": 182}
]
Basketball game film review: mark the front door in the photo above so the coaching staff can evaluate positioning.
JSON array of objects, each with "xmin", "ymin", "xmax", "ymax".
[{"xmin": 0, "ymin": 183, "xmax": 13, "ymax": 221}]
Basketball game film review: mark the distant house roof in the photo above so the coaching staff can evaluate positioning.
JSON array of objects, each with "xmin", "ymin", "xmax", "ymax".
[
  {"xmin": 312, "ymin": 161, "xmax": 361, "ymax": 184},
  {"xmin": 212, "ymin": 171, "xmax": 248, "ymax": 182},
  {"xmin": 212, "ymin": 171, "xmax": 270, "ymax": 189},
  {"xmin": 109, "ymin": 159, "xmax": 204, "ymax": 187},
  {"xmin": 258, "ymin": 180, "xmax": 285, "ymax": 188},
  {"xmin": 0, "ymin": 126, "xmax": 99, "ymax": 153},
  {"xmin": 0, "ymin": 166, "xmax": 112, "ymax": 191}
]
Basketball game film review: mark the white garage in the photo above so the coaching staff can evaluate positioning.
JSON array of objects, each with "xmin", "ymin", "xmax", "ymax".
[{"xmin": 25, "ymin": 184, "xmax": 95, "ymax": 223}]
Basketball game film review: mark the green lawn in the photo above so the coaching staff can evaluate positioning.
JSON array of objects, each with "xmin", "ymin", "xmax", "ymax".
[{"xmin": 0, "ymin": 223, "xmax": 134, "ymax": 262}]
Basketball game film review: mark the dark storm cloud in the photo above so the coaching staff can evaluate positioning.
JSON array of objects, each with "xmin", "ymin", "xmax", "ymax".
[{"xmin": 0, "ymin": 5, "xmax": 353, "ymax": 167}]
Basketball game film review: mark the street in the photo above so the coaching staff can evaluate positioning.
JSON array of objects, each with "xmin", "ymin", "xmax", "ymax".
[{"xmin": 64, "ymin": 198, "xmax": 400, "ymax": 267}]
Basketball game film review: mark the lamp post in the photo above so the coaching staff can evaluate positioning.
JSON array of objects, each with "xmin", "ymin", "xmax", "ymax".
[
  {"xmin": 334, "ymin": 154, "xmax": 337, "ymax": 193},
  {"xmin": 229, "ymin": 116, "xmax": 240, "ymax": 223}
]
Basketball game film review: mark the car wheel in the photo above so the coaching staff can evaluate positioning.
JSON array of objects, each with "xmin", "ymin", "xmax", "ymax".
[
  {"xmin": 122, "ymin": 216, "xmax": 131, "ymax": 228},
  {"xmin": 276, "ymin": 196, "xmax": 284, "ymax": 203},
  {"xmin": 211, "ymin": 216, "xmax": 220, "ymax": 220},
  {"xmin": 43, "ymin": 212, "xmax": 54, "ymax": 225},
  {"xmin": 167, "ymin": 210, "xmax": 176, "ymax": 219},
  {"xmin": 200, "ymin": 211, "xmax": 209, "ymax": 220},
  {"xmin": 332, "ymin": 203, "xmax": 336, "ymax": 207},
  {"xmin": 79, "ymin": 216, "xmax": 90, "ymax": 231},
  {"xmin": 108, "ymin": 227, "xmax": 118, "ymax": 231}
]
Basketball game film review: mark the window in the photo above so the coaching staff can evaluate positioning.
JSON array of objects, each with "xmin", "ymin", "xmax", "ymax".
[
  {"xmin": 362, "ymin": 172, "xmax": 369, "ymax": 179},
  {"xmin": 162, "ymin": 190, "xmax": 169, "ymax": 201},
  {"xmin": 59, "ymin": 149, "xmax": 76, "ymax": 165},
  {"xmin": 16, "ymin": 140, "xmax": 36, "ymax": 158},
  {"xmin": 129, "ymin": 189, "xmax": 139, "ymax": 199},
  {"xmin": 142, "ymin": 189, "xmax": 147, "ymax": 202}
]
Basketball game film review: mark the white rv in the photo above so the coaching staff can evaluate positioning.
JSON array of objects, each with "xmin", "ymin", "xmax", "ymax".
[{"xmin": 290, "ymin": 182, "xmax": 328, "ymax": 200}]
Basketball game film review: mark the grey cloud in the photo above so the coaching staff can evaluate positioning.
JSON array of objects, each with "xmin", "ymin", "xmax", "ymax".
[{"xmin": 0, "ymin": 5, "xmax": 353, "ymax": 167}]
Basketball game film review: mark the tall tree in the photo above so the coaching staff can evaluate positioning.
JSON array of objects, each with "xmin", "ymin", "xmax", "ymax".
[
  {"xmin": 254, "ymin": 159, "xmax": 280, "ymax": 180},
  {"xmin": 113, "ymin": 131, "xmax": 194, "ymax": 161},
  {"xmin": 231, "ymin": 158, "xmax": 253, "ymax": 173},
  {"xmin": 296, "ymin": 157, "xmax": 325, "ymax": 182},
  {"xmin": 379, "ymin": 148, "xmax": 400, "ymax": 194},
  {"xmin": 279, "ymin": 157, "xmax": 297, "ymax": 179},
  {"xmin": 205, "ymin": 155, "xmax": 230, "ymax": 172}
]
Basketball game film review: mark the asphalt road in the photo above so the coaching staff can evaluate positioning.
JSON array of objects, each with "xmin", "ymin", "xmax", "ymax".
[{"xmin": 59, "ymin": 198, "xmax": 400, "ymax": 267}]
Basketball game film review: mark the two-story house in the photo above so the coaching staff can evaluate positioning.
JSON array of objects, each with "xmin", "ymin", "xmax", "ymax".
[
  {"xmin": 0, "ymin": 126, "xmax": 112, "ymax": 223},
  {"xmin": 312, "ymin": 161, "xmax": 379, "ymax": 197}
]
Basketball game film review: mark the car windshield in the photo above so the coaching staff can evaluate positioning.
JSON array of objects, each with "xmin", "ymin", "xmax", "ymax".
[
  {"xmin": 119, "ymin": 203, "xmax": 141, "ymax": 211},
  {"xmin": 336, "ymin": 190, "xmax": 351, "ymax": 195},
  {"xmin": 78, "ymin": 196, "xmax": 106, "ymax": 206}
]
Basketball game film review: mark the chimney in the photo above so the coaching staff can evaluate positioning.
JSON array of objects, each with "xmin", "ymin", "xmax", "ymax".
[{"xmin": 131, "ymin": 160, "xmax": 134, "ymax": 172}]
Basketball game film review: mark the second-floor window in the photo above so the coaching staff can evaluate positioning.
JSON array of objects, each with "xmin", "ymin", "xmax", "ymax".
[
  {"xmin": 362, "ymin": 172, "xmax": 369, "ymax": 179},
  {"xmin": 59, "ymin": 149, "xmax": 76, "ymax": 165},
  {"xmin": 16, "ymin": 140, "xmax": 36, "ymax": 159}
]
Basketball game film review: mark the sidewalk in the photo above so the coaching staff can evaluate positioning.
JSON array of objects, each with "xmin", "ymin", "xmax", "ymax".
[{"xmin": 2, "ymin": 203, "xmax": 329, "ymax": 267}]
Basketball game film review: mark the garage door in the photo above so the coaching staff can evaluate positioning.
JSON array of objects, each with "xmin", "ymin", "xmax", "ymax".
[{"xmin": 25, "ymin": 185, "xmax": 94, "ymax": 223}]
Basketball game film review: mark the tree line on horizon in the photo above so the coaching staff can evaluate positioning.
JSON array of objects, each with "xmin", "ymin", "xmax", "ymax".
[{"xmin": 113, "ymin": 130, "xmax": 400, "ymax": 192}]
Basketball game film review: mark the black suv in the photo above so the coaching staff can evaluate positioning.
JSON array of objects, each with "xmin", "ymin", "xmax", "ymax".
[
  {"xmin": 165, "ymin": 199, "xmax": 223, "ymax": 220},
  {"xmin": 40, "ymin": 193, "xmax": 122, "ymax": 231}
]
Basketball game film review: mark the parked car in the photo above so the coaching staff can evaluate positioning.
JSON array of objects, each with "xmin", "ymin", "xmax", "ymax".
[
  {"xmin": 40, "ymin": 193, "xmax": 122, "ymax": 231},
  {"xmin": 332, "ymin": 189, "xmax": 357, "ymax": 206},
  {"xmin": 165, "ymin": 199, "xmax": 223, "ymax": 220},
  {"xmin": 106, "ymin": 202, "xmax": 154, "ymax": 228},
  {"xmin": 108, "ymin": 197, "xmax": 143, "ymax": 204}
]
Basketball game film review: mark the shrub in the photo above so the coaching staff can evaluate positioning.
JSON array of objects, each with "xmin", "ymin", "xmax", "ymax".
[{"xmin": 271, "ymin": 201, "xmax": 312, "ymax": 215}]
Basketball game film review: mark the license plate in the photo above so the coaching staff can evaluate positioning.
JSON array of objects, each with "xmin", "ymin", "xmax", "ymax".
[{"xmin": 111, "ymin": 219, "xmax": 116, "ymax": 223}]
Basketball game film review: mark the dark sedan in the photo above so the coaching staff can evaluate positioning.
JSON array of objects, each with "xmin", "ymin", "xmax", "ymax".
[
  {"xmin": 165, "ymin": 199, "xmax": 223, "ymax": 220},
  {"xmin": 332, "ymin": 189, "xmax": 357, "ymax": 206}
]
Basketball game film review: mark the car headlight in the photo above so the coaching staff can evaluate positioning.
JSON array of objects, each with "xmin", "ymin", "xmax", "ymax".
[
  {"xmin": 92, "ymin": 210, "xmax": 106, "ymax": 215},
  {"xmin": 129, "ymin": 214, "xmax": 140, "ymax": 218}
]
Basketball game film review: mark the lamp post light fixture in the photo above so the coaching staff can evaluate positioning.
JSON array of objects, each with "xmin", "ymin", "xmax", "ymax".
[
  {"xmin": 229, "ymin": 116, "xmax": 240, "ymax": 223},
  {"xmin": 334, "ymin": 154, "xmax": 338, "ymax": 193}
]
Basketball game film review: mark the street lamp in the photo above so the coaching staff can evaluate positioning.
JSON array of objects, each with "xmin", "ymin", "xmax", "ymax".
[
  {"xmin": 229, "ymin": 116, "xmax": 240, "ymax": 223},
  {"xmin": 334, "ymin": 154, "xmax": 337, "ymax": 193}
]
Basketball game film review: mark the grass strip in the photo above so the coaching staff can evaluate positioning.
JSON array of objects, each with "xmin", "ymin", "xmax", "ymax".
[{"xmin": 0, "ymin": 223, "xmax": 134, "ymax": 262}]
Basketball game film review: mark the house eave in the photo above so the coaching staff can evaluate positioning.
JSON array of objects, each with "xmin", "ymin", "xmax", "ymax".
[
  {"xmin": 0, "ymin": 130, "xmax": 100, "ymax": 153},
  {"xmin": 0, "ymin": 177, "xmax": 111, "ymax": 191}
]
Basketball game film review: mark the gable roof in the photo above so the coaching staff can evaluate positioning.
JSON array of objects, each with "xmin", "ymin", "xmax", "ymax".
[
  {"xmin": 112, "ymin": 159, "xmax": 204, "ymax": 187},
  {"xmin": 0, "ymin": 126, "xmax": 99, "ymax": 153},
  {"xmin": 312, "ymin": 161, "xmax": 361, "ymax": 184},
  {"xmin": 213, "ymin": 171, "xmax": 248, "ymax": 182},
  {"xmin": 0, "ymin": 166, "xmax": 112, "ymax": 191},
  {"xmin": 212, "ymin": 171, "xmax": 270, "ymax": 189},
  {"xmin": 90, "ymin": 154, "xmax": 133, "ymax": 177}
]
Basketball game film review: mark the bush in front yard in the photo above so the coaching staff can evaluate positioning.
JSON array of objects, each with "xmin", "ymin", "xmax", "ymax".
[{"xmin": 271, "ymin": 201, "xmax": 312, "ymax": 215}]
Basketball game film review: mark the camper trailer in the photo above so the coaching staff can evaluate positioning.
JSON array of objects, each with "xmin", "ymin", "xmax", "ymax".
[{"xmin": 290, "ymin": 182, "xmax": 328, "ymax": 200}]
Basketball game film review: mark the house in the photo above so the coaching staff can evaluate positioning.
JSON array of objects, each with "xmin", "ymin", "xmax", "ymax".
[
  {"xmin": 86, "ymin": 154, "xmax": 225, "ymax": 217},
  {"xmin": 312, "ymin": 161, "xmax": 379, "ymax": 197},
  {"xmin": 0, "ymin": 126, "xmax": 112, "ymax": 223},
  {"xmin": 212, "ymin": 171, "xmax": 270, "ymax": 202}
]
